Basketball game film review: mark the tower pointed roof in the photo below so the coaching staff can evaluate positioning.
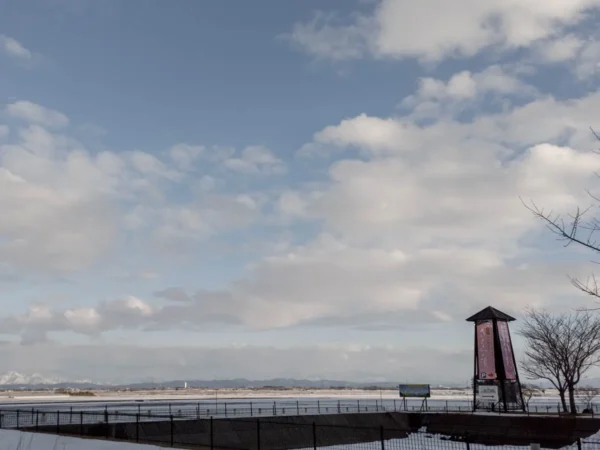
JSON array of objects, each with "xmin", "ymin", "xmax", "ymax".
[{"xmin": 466, "ymin": 306, "xmax": 515, "ymax": 322}]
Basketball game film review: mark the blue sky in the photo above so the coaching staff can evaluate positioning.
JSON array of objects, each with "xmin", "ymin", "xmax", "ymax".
[{"xmin": 1, "ymin": 0, "xmax": 600, "ymax": 384}]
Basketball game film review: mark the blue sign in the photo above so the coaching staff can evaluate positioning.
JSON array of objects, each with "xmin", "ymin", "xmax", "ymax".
[{"xmin": 398, "ymin": 384, "xmax": 431, "ymax": 398}]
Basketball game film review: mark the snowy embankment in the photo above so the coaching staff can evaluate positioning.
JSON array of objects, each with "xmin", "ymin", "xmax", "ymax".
[
  {"xmin": 299, "ymin": 428, "xmax": 600, "ymax": 450},
  {"xmin": 0, "ymin": 428, "xmax": 179, "ymax": 450}
]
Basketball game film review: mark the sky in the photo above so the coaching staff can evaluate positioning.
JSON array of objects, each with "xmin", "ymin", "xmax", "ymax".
[{"xmin": 1, "ymin": 0, "xmax": 600, "ymax": 385}]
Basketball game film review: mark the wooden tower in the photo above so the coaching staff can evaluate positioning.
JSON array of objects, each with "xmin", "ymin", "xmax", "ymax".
[{"xmin": 466, "ymin": 306, "xmax": 525, "ymax": 412}]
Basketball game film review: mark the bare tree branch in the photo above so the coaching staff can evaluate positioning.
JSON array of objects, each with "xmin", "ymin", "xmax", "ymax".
[{"xmin": 522, "ymin": 128, "xmax": 600, "ymax": 302}]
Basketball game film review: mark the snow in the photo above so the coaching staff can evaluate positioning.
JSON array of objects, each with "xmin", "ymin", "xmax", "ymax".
[
  {"xmin": 0, "ymin": 428, "xmax": 181, "ymax": 449},
  {"xmin": 0, "ymin": 387, "xmax": 587, "ymax": 406},
  {"xmin": 295, "ymin": 427, "xmax": 600, "ymax": 450}
]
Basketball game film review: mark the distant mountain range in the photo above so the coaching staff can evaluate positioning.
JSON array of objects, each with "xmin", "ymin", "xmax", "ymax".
[
  {"xmin": 0, "ymin": 372, "xmax": 468, "ymax": 390},
  {"xmin": 17, "ymin": 371, "xmax": 600, "ymax": 390},
  {"xmin": 0, "ymin": 371, "xmax": 99, "ymax": 389}
]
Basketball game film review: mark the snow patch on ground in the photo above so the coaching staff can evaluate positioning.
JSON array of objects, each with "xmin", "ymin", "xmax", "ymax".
[
  {"xmin": 296, "ymin": 427, "xmax": 600, "ymax": 450},
  {"xmin": 0, "ymin": 428, "xmax": 179, "ymax": 449}
]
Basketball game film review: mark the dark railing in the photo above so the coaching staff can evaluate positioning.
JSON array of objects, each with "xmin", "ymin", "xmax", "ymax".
[
  {"xmin": 3, "ymin": 398, "xmax": 597, "ymax": 416},
  {"xmin": 0, "ymin": 398, "xmax": 597, "ymax": 429}
]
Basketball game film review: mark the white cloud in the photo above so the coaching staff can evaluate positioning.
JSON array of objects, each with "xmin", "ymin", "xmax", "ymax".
[
  {"xmin": 5, "ymin": 81, "xmax": 600, "ymax": 339},
  {"xmin": 534, "ymin": 35, "xmax": 600, "ymax": 79},
  {"xmin": 288, "ymin": 0, "xmax": 600, "ymax": 62},
  {"xmin": 303, "ymin": 96, "xmax": 600, "ymax": 253},
  {"xmin": 0, "ymin": 35, "xmax": 32, "ymax": 60},
  {"xmin": 535, "ymin": 34, "xmax": 585, "ymax": 62},
  {"xmin": 0, "ymin": 119, "xmax": 232, "ymax": 274},
  {"xmin": 285, "ymin": 11, "xmax": 374, "ymax": 61},
  {"xmin": 224, "ymin": 146, "xmax": 286, "ymax": 174},
  {"xmin": 130, "ymin": 150, "xmax": 180, "ymax": 180},
  {"xmin": 125, "ymin": 192, "xmax": 262, "ymax": 249},
  {"xmin": 6, "ymin": 101, "xmax": 69, "ymax": 128},
  {"xmin": 0, "ymin": 140, "xmax": 121, "ymax": 273},
  {"xmin": 400, "ymin": 66, "xmax": 537, "ymax": 119},
  {"xmin": 314, "ymin": 114, "xmax": 413, "ymax": 154},
  {"xmin": 1, "ymin": 296, "xmax": 156, "ymax": 340},
  {"xmin": 276, "ymin": 191, "xmax": 311, "ymax": 219},
  {"xmin": 0, "ymin": 125, "xmax": 8, "ymax": 139},
  {"xmin": 168, "ymin": 143, "xmax": 204, "ymax": 170},
  {"xmin": 573, "ymin": 40, "xmax": 600, "ymax": 79},
  {"xmin": 4, "ymin": 52, "xmax": 600, "ymax": 383},
  {"xmin": 420, "ymin": 66, "xmax": 532, "ymax": 100}
]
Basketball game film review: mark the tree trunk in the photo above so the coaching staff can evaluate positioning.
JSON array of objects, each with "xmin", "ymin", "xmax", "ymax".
[
  {"xmin": 558, "ymin": 389, "xmax": 568, "ymax": 413},
  {"xmin": 568, "ymin": 385, "xmax": 577, "ymax": 414}
]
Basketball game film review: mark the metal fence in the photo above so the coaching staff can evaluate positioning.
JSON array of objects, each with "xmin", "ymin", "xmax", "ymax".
[
  {"xmin": 0, "ymin": 408, "xmax": 597, "ymax": 449},
  {"xmin": 1, "ymin": 398, "xmax": 596, "ymax": 422},
  {"xmin": 0, "ymin": 413, "xmax": 597, "ymax": 450}
]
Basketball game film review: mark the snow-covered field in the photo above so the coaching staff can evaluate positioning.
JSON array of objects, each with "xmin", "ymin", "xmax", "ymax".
[
  {"xmin": 0, "ymin": 387, "xmax": 579, "ymax": 404},
  {"xmin": 0, "ymin": 428, "xmax": 179, "ymax": 449},
  {"xmin": 297, "ymin": 429, "xmax": 600, "ymax": 450},
  {"xmin": 0, "ymin": 388, "xmax": 458, "ymax": 403}
]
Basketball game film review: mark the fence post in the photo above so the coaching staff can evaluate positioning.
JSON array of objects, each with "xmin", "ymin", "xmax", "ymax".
[
  {"xmin": 136, "ymin": 414, "xmax": 140, "ymax": 442},
  {"xmin": 80, "ymin": 411, "xmax": 83, "ymax": 435},
  {"xmin": 376, "ymin": 400, "xmax": 379, "ymax": 412},
  {"xmin": 56, "ymin": 411, "xmax": 60, "ymax": 435},
  {"xmin": 257, "ymin": 418, "xmax": 261, "ymax": 450},
  {"xmin": 35, "ymin": 410, "xmax": 38, "ymax": 431},
  {"xmin": 338, "ymin": 400, "xmax": 341, "ymax": 414},
  {"xmin": 210, "ymin": 416, "xmax": 214, "ymax": 450},
  {"xmin": 577, "ymin": 437, "xmax": 583, "ymax": 450},
  {"xmin": 250, "ymin": 402, "xmax": 253, "ymax": 417},
  {"xmin": 273, "ymin": 402, "xmax": 276, "ymax": 416},
  {"xmin": 380, "ymin": 425, "xmax": 385, "ymax": 450},
  {"xmin": 16, "ymin": 410, "xmax": 19, "ymax": 429},
  {"xmin": 70, "ymin": 406, "xmax": 73, "ymax": 424},
  {"xmin": 318, "ymin": 401, "xmax": 321, "ymax": 414},
  {"xmin": 297, "ymin": 401, "xmax": 300, "ymax": 416},
  {"xmin": 169, "ymin": 403, "xmax": 172, "ymax": 416},
  {"xmin": 394, "ymin": 400, "xmax": 396, "ymax": 411},
  {"xmin": 170, "ymin": 415, "xmax": 174, "ymax": 447},
  {"xmin": 312, "ymin": 421, "xmax": 317, "ymax": 450},
  {"xmin": 0, "ymin": 410, "xmax": 2, "ymax": 428},
  {"xmin": 357, "ymin": 400, "xmax": 360, "ymax": 413},
  {"xmin": 465, "ymin": 433, "xmax": 471, "ymax": 450}
]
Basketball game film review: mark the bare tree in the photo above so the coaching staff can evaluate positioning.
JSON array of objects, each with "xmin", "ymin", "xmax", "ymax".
[
  {"xmin": 522, "ymin": 128, "xmax": 600, "ymax": 301},
  {"xmin": 518, "ymin": 308, "xmax": 600, "ymax": 414},
  {"xmin": 576, "ymin": 386, "xmax": 599, "ymax": 412},
  {"xmin": 519, "ymin": 310, "xmax": 569, "ymax": 412},
  {"xmin": 521, "ymin": 383, "xmax": 542, "ymax": 409}
]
